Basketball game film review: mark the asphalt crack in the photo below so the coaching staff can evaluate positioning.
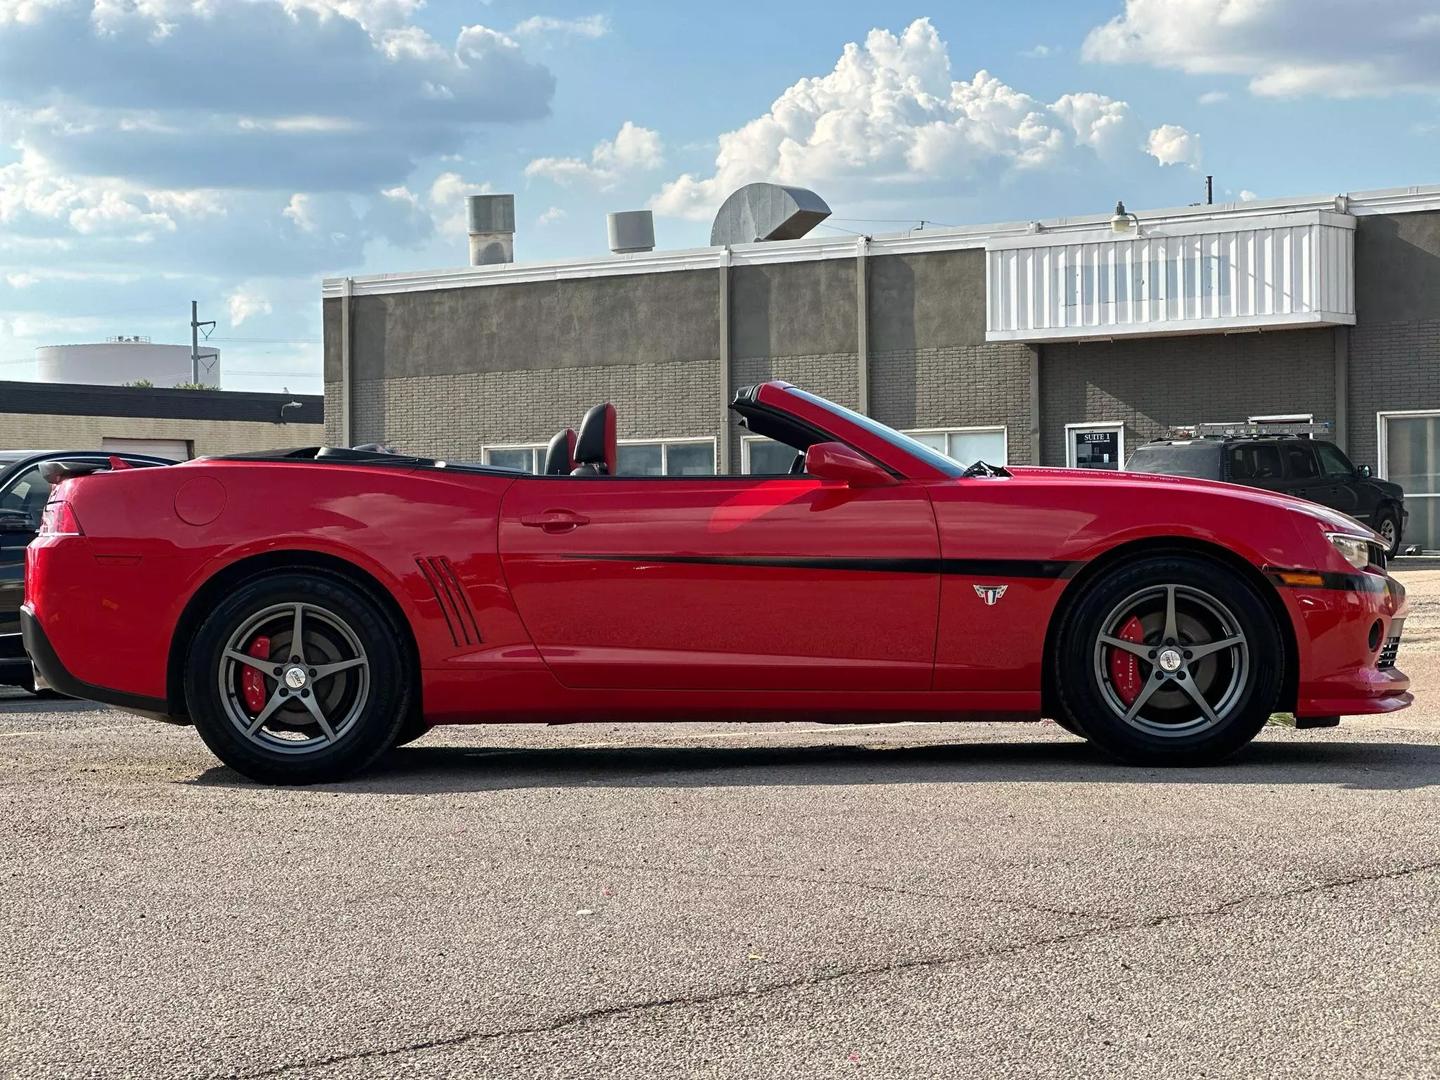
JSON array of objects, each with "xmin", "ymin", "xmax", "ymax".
[
  {"xmin": 228, "ymin": 857, "xmax": 1440, "ymax": 1079},
  {"xmin": 490, "ymin": 843, "xmax": 1108, "ymax": 922}
]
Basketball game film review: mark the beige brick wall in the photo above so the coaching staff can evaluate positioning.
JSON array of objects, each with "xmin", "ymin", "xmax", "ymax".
[{"xmin": 0, "ymin": 412, "xmax": 324, "ymax": 458}]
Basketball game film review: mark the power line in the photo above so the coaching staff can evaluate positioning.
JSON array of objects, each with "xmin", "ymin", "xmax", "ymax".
[
  {"xmin": 830, "ymin": 216, "xmax": 959, "ymax": 228},
  {"xmin": 209, "ymin": 336, "xmax": 321, "ymax": 345}
]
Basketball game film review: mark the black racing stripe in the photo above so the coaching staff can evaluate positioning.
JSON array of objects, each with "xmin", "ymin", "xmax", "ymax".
[
  {"xmin": 1264, "ymin": 567, "xmax": 1390, "ymax": 593},
  {"xmin": 564, "ymin": 554, "xmax": 1079, "ymax": 579},
  {"xmin": 942, "ymin": 559, "xmax": 1079, "ymax": 580}
]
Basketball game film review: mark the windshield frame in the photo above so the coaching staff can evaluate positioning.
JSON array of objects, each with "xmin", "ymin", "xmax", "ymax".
[{"xmin": 781, "ymin": 387, "xmax": 968, "ymax": 479}]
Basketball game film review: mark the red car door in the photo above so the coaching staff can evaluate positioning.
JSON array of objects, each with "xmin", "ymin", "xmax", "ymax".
[{"xmin": 497, "ymin": 475, "xmax": 940, "ymax": 691}]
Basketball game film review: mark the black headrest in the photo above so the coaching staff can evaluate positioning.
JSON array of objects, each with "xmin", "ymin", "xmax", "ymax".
[
  {"xmin": 572, "ymin": 403, "xmax": 616, "ymax": 475},
  {"xmin": 544, "ymin": 428, "xmax": 577, "ymax": 475}
]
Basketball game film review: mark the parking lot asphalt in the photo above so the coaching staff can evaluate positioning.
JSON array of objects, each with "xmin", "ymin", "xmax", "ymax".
[{"xmin": 3, "ymin": 575, "xmax": 1438, "ymax": 1078}]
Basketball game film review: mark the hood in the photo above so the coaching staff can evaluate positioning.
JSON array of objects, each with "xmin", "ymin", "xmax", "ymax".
[{"xmin": 1002, "ymin": 466, "xmax": 1383, "ymax": 543}]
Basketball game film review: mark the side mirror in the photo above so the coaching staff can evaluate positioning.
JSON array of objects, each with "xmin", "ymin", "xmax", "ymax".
[
  {"xmin": 804, "ymin": 442, "xmax": 897, "ymax": 487},
  {"xmin": 1357, "ymin": 464, "xmax": 1372, "ymax": 478},
  {"xmin": 0, "ymin": 509, "xmax": 35, "ymax": 534}
]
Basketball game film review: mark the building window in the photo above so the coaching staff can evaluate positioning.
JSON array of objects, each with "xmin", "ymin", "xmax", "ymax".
[
  {"xmin": 1066, "ymin": 422, "xmax": 1125, "ymax": 470},
  {"xmin": 906, "ymin": 427, "xmax": 1008, "ymax": 468},
  {"xmin": 483, "ymin": 444, "xmax": 546, "ymax": 473},
  {"xmin": 616, "ymin": 438, "xmax": 716, "ymax": 476},
  {"xmin": 742, "ymin": 436, "xmax": 802, "ymax": 475},
  {"xmin": 1379, "ymin": 410, "xmax": 1440, "ymax": 552}
]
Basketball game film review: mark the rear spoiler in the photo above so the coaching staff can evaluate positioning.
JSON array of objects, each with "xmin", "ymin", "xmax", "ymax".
[{"xmin": 38, "ymin": 456, "xmax": 164, "ymax": 484}]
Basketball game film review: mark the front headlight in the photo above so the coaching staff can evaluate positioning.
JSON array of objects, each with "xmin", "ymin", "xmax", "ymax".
[{"xmin": 1329, "ymin": 533, "xmax": 1370, "ymax": 570}]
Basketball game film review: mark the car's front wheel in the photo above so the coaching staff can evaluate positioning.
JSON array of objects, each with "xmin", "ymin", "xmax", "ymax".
[
  {"xmin": 184, "ymin": 571, "xmax": 412, "ymax": 784},
  {"xmin": 1054, "ymin": 555, "xmax": 1284, "ymax": 765}
]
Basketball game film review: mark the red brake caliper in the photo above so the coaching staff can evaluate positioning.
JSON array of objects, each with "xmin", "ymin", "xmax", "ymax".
[
  {"xmin": 1109, "ymin": 616, "xmax": 1145, "ymax": 706},
  {"xmin": 242, "ymin": 635, "xmax": 271, "ymax": 715}
]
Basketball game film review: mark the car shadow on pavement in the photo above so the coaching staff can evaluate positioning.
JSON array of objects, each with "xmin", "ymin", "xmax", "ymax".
[{"xmin": 190, "ymin": 736, "xmax": 1440, "ymax": 793}]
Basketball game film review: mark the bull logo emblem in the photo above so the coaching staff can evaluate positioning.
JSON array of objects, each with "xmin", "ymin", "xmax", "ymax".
[{"xmin": 973, "ymin": 584, "xmax": 1008, "ymax": 606}]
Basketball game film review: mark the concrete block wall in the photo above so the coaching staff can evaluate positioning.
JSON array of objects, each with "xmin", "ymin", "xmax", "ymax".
[
  {"xmin": 1040, "ymin": 328, "xmax": 1337, "ymax": 466},
  {"xmin": 1349, "ymin": 318, "xmax": 1440, "ymax": 471},
  {"xmin": 0, "ymin": 412, "xmax": 323, "ymax": 457},
  {"xmin": 870, "ymin": 344, "xmax": 1036, "ymax": 464},
  {"xmin": 337, "ymin": 356, "xmax": 721, "ymax": 461}
]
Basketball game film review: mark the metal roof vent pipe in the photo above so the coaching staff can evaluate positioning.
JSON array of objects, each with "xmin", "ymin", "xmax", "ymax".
[
  {"xmin": 607, "ymin": 210, "xmax": 655, "ymax": 254},
  {"xmin": 466, "ymin": 193, "xmax": 515, "ymax": 266}
]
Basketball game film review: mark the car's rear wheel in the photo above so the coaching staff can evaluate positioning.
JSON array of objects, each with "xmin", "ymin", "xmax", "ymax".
[
  {"xmin": 184, "ymin": 572, "xmax": 412, "ymax": 784},
  {"xmin": 1375, "ymin": 508, "xmax": 1402, "ymax": 558},
  {"xmin": 1049, "ymin": 713, "xmax": 1087, "ymax": 739},
  {"xmin": 1054, "ymin": 555, "xmax": 1283, "ymax": 765},
  {"xmin": 393, "ymin": 714, "xmax": 431, "ymax": 747}
]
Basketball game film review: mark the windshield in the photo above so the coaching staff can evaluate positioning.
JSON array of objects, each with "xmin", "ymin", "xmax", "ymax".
[{"xmin": 785, "ymin": 387, "xmax": 967, "ymax": 478}]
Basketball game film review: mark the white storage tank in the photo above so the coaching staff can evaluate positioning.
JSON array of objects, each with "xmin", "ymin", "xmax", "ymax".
[{"xmin": 35, "ymin": 338, "xmax": 221, "ymax": 387}]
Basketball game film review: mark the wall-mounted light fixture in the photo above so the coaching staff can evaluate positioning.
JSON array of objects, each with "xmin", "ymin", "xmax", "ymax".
[
  {"xmin": 279, "ymin": 399, "xmax": 303, "ymax": 423},
  {"xmin": 1110, "ymin": 200, "xmax": 1140, "ymax": 234}
]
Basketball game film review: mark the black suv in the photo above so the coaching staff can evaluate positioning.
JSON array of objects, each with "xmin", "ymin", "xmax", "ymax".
[
  {"xmin": 1126, "ymin": 435, "xmax": 1407, "ymax": 556},
  {"xmin": 1, "ymin": 450, "xmax": 171, "ymax": 693}
]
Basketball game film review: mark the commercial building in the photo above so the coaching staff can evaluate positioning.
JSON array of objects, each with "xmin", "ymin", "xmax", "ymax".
[
  {"xmin": 322, "ymin": 183, "xmax": 1440, "ymax": 550},
  {"xmin": 0, "ymin": 381, "xmax": 322, "ymax": 459}
]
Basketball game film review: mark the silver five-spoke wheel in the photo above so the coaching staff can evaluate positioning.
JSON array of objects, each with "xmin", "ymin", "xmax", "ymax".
[
  {"xmin": 218, "ymin": 601, "xmax": 371, "ymax": 755},
  {"xmin": 1092, "ymin": 583, "xmax": 1249, "ymax": 739}
]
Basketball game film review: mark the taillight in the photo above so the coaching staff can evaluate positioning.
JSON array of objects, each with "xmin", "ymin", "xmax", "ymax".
[{"xmin": 39, "ymin": 500, "xmax": 83, "ymax": 536}]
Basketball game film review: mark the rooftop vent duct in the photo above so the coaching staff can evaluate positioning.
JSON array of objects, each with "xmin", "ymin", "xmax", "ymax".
[
  {"xmin": 466, "ymin": 193, "xmax": 515, "ymax": 266},
  {"xmin": 710, "ymin": 183, "xmax": 831, "ymax": 246},
  {"xmin": 607, "ymin": 210, "xmax": 655, "ymax": 254}
]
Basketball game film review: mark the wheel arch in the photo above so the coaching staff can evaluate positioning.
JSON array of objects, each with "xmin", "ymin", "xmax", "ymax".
[
  {"xmin": 1041, "ymin": 537, "xmax": 1298, "ymax": 717},
  {"xmin": 165, "ymin": 549, "xmax": 422, "ymax": 720}
]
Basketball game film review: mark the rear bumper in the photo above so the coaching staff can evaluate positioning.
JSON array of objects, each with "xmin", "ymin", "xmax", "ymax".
[
  {"xmin": 21, "ymin": 605, "xmax": 175, "ymax": 720},
  {"xmin": 1279, "ymin": 570, "xmax": 1411, "ymax": 718}
]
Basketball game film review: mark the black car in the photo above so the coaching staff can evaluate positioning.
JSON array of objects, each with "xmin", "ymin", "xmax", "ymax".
[
  {"xmin": 1, "ymin": 450, "xmax": 172, "ymax": 692},
  {"xmin": 1126, "ymin": 435, "xmax": 1408, "ymax": 556}
]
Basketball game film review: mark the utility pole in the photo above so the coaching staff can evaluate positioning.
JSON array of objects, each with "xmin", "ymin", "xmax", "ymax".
[{"xmin": 190, "ymin": 300, "xmax": 216, "ymax": 385}]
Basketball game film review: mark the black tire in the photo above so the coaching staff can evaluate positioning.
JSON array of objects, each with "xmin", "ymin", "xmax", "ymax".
[
  {"xmin": 1049, "ymin": 713, "xmax": 1087, "ymax": 739},
  {"xmin": 393, "ymin": 714, "xmax": 431, "ymax": 747},
  {"xmin": 184, "ymin": 571, "xmax": 412, "ymax": 784},
  {"xmin": 1375, "ymin": 507, "xmax": 1402, "ymax": 559},
  {"xmin": 1054, "ymin": 555, "xmax": 1283, "ymax": 765}
]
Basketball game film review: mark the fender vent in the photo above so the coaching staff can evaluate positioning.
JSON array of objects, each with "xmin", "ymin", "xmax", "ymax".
[{"xmin": 416, "ymin": 556, "xmax": 481, "ymax": 647}]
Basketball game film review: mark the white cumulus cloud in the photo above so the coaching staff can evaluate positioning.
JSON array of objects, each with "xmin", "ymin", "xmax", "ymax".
[
  {"xmin": 1147, "ymin": 124, "xmax": 1202, "ymax": 168},
  {"xmin": 0, "ymin": 0, "xmax": 556, "ymax": 192},
  {"xmin": 227, "ymin": 288, "xmax": 273, "ymax": 326},
  {"xmin": 511, "ymin": 14, "xmax": 609, "ymax": 39},
  {"xmin": 526, "ymin": 121, "xmax": 664, "ymax": 188},
  {"xmin": 649, "ymin": 18, "xmax": 1182, "ymax": 222},
  {"xmin": 1084, "ymin": 0, "xmax": 1440, "ymax": 98}
]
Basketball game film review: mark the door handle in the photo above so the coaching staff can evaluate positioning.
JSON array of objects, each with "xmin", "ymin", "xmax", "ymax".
[{"xmin": 519, "ymin": 510, "xmax": 590, "ymax": 533}]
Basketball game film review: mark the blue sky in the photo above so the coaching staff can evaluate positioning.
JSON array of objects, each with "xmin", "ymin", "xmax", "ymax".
[{"xmin": 1, "ymin": 0, "xmax": 1437, "ymax": 392}]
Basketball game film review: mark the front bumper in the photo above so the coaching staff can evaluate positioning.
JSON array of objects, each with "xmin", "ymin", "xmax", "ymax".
[
  {"xmin": 21, "ymin": 605, "xmax": 174, "ymax": 720},
  {"xmin": 1278, "ymin": 570, "xmax": 1411, "ymax": 718}
]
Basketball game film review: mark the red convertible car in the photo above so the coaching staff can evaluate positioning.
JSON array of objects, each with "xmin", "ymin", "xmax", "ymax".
[{"xmin": 23, "ymin": 382, "xmax": 1409, "ymax": 784}]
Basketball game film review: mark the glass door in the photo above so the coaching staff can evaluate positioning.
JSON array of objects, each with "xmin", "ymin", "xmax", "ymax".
[
  {"xmin": 1066, "ymin": 423, "xmax": 1125, "ymax": 470},
  {"xmin": 1380, "ymin": 411, "xmax": 1440, "ymax": 552}
]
